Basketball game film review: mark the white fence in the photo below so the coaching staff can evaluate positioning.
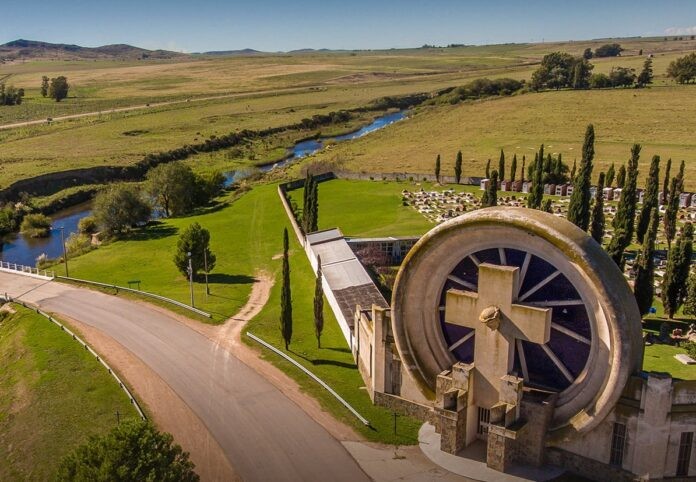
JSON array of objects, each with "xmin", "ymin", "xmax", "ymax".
[{"xmin": 0, "ymin": 261, "xmax": 55, "ymax": 280}]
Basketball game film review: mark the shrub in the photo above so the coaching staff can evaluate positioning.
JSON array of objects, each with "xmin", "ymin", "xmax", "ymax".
[
  {"xmin": 78, "ymin": 216, "xmax": 97, "ymax": 234},
  {"xmin": 20, "ymin": 213, "xmax": 51, "ymax": 238},
  {"xmin": 589, "ymin": 73, "xmax": 612, "ymax": 89},
  {"xmin": 56, "ymin": 420, "xmax": 198, "ymax": 481},
  {"xmin": 65, "ymin": 233, "xmax": 92, "ymax": 256}
]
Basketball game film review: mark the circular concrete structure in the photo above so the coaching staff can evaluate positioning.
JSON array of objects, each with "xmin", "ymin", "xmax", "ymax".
[{"xmin": 391, "ymin": 207, "xmax": 643, "ymax": 433}]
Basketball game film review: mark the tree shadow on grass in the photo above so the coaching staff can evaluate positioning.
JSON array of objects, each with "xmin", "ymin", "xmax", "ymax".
[
  {"xmin": 124, "ymin": 222, "xmax": 178, "ymax": 241},
  {"xmin": 324, "ymin": 346, "xmax": 352, "ymax": 354},
  {"xmin": 205, "ymin": 273, "xmax": 256, "ymax": 285},
  {"xmin": 290, "ymin": 349, "xmax": 357, "ymax": 370}
]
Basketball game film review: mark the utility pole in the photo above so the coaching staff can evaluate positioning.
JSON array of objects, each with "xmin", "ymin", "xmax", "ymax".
[
  {"xmin": 59, "ymin": 226, "xmax": 69, "ymax": 277},
  {"xmin": 204, "ymin": 250, "xmax": 210, "ymax": 297},
  {"xmin": 187, "ymin": 252, "xmax": 194, "ymax": 308}
]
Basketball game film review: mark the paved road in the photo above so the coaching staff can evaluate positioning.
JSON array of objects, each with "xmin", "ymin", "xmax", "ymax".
[{"xmin": 1, "ymin": 272, "xmax": 368, "ymax": 482}]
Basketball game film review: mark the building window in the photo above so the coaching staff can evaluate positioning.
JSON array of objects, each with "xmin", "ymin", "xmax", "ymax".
[
  {"xmin": 677, "ymin": 432, "xmax": 693, "ymax": 477},
  {"xmin": 610, "ymin": 422, "xmax": 627, "ymax": 466}
]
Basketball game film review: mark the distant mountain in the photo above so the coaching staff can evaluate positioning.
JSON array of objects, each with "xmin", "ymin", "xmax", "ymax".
[
  {"xmin": 201, "ymin": 48, "xmax": 263, "ymax": 56},
  {"xmin": 0, "ymin": 39, "xmax": 187, "ymax": 60}
]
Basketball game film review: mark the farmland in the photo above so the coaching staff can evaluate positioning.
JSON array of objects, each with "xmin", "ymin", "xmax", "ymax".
[{"xmin": 1, "ymin": 37, "xmax": 695, "ymax": 192}]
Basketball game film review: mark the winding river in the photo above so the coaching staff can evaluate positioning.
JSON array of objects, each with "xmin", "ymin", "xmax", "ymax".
[{"xmin": 1, "ymin": 110, "xmax": 406, "ymax": 266}]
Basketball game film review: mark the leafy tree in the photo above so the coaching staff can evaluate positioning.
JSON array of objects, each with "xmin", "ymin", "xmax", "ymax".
[
  {"xmin": 637, "ymin": 57, "xmax": 654, "ymax": 87},
  {"xmin": 616, "ymin": 164, "xmax": 626, "ymax": 188},
  {"xmin": 572, "ymin": 59, "xmax": 593, "ymax": 89},
  {"xmin": 662, "ymin": 223, "xmax": 694, "ymax": 318},
  {"xmin": 498, "ymin": 149, "xmax": 505, "ymax": 182},
  {"xmin": 606, "ymin": 163, "xmax": 615, "ymax": 187},
  {"xmin": 435, "ymin": 154, "xmax": 441, "ymax": 183},
  {"xmin": 78, "ymin": 216, "xmax": 97, "ymax": 235},
  {"xmin": 510, "ymin": 154, "xmax": 517, "ymax": 183},
  {"xmin": 93, "ymin": 184, "xmax": 151, "ymax": 235},
  {"xmin": 40, "ymin": 76, "xmax": 49, "ymax": 97},
  {"xmin": 280, "ymin": 228, "xmax": 293, "ymax": 350},
  {"xmin": 634, "ymin": 208, "xmax": 659, "ymax": 315},
  {"xmin": 0, "ymin": 84, "xmax": 25, "ymax": 105},
  {"xmin": 667, "ymin": 52, "xmax": 696, "ymax": 84},
  {"xmin": 49, "ymin": 76, "xmax": 69, "ymax": 102},
  {"xmin": 607, "ymin": 144, "xmax": 640, "ymax": 267},
  {"xmin": 683, "ymin": 270, "xmax": 696, "ymax": 316},
  {"xmin": 662, "ymin": 158, "xmax": 672, "ymax": 204},
  {"xmin": 590, "ymin": 172, "xmax": 606, "ymax": 243},
  {"xmin": 636, "ymin": 155, "xmax": 660, "ymax": 243},
  {"xmin": 567, "ymin": 125, "xmax": 595, "ymax": 230},
  {"xmin": 454, "ymin": 151, "xmax": 463, "ymax": 184},
  {"xmin": 594, "ymin": 43, "xmax": 624, "ymax": 57},
  {"xmin": 314, "ymin": 255, "xmax": 324, "ymax": 348},
  {"xmin": 147, "ymin": 163, "xmax": 197, "ymax": 217},
  {"xmin": 589, "ymin": 73, "xmax": 612, "ymax": 89},
  {"xmin": 609, "ymin": 67, "xmax": 637, "ymax": 88},
  {"xmin": 583, "ymin": 47, "xmax": 593, "ymax": 59},
  {"xmin": 483, "ymin": 170, "xmax": 498, "ymax": 207},
  {"xmin": 173, "ymin": 222, "xmax": 216, "ymax": 279},
  {"xmin": 56, "ymin": 420, "xmax": 198, "ymax": 482},
  {"xmin": 531, "ymin": 52, "xmax": 592, "ymax": 91},
  {"xmin": 485, "ymin": 158, "xmax": 490, "ymax": 178}
]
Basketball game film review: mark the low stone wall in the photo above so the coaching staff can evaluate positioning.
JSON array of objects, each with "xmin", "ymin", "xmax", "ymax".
[
  {"xmin": 374, "ymin": 391, "xmax": 435, "ymax": 424},
  {"xmin": 546, "ymin": 447, "xmax": 635, "ymax": 482},
  {"xmin": 334, "ymin": 170, "xmax": 481, "ymax": 186}
]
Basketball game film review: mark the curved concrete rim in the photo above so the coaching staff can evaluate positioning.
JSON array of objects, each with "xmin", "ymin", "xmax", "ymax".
[{"xmin": 391, "ymin": 207, "xmax": 643, "ymax": 434}]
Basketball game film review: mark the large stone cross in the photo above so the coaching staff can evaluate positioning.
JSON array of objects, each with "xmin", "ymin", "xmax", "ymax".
[{"xmin": 445, "ymin": 263, "xmax": 551, "ymax": 408}]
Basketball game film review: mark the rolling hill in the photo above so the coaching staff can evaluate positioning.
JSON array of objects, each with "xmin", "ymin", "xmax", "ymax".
[{"xmin": 0, "ymin": 39, "xmax": 186, "ymax": 60}]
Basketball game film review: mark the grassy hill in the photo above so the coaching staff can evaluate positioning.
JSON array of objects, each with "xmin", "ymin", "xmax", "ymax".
[{"xmin": 0, "ymin": 39, "xmax": 185, "ymax": 61}]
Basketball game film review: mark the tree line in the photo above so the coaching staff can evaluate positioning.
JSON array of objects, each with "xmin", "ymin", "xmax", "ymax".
[{"xmin": 0, "ymin": 83, "xmax": 24, "ymax": 105}]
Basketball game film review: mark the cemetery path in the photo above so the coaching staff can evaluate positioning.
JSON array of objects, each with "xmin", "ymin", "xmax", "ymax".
[{"xmin": 0, "ymin": 272, "xmax": 369, "ymax": 482}]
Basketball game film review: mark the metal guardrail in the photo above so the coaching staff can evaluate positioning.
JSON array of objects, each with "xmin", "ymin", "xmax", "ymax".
[
  {"xmin": 1, "ymin": 295, "xmax": 147, "ymax": 421},
  {"xmin": 56, "ymin": 275, "xmax": 212, "ymax": 318},
  {"xmin": 0, "ymin": 261, "xmax": 54, "ymax": 279},
  {"xmin": 246, "ymin": 331, "xmax": 370, "ymax": 426}
]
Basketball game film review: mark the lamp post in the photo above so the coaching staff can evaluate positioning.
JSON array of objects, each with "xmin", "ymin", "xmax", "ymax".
[
  {"xmin": 58, "ymin": 226, "xmax": 69, "ymax": 277},
  {"xmin": 187, "ymin": 251, "xmax": 194, "ymax": 308}
]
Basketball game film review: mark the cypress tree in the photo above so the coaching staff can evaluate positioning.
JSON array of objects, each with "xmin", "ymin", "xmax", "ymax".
[
  {"xmin": 683, "ymin": 270, "xmax": 696, "ymax": 316},
  {"xmin": 435, "ymin": 154, "xmax": 441, "ymax": 183},
  {"xmin": 454, "ymin": 151, "xmax": 463, "ymax": 184},
  {"xmin": 662, "ymin": 223, "xmax": 694, "ymax": 318},
  {"xmin": 607, "ymin": 144, "xmax": 640, "ymax": 267},
  {"xmin": 590, "ymin": 172, "xmax": 606, "ymax": 244},
  {"xmin": 567, "ymin": 124, "xmax": 595, "ymax": 230},
  {"xmin": 302, "ymin": 173, "xmax": 312, "ymax": 232},
  {"xmin": 527, "ymin": 149, "xmax": 544, "ymax": 209},
  {"xmin": 542, "ymin": 198, "xmax": 553, "ymax": 213},
  {"xmin": 570, "ymin": 159, "xmax": 577, "ymax": 182},
  {"xmin": 636, "ymin": 155, "xmax": 660, "ymax": 243},
  {"xmin": 616, "ymin": 164, "xmax": 626, "ymax": 188},
  {"xmin": 634, "ymin": 208, "xmax": 659, "ymax": 315},
  {"xmin": 510, "ymin": 154, "xmax": 517, "ymax": 183},
  {"xmin": 314, "ymin": 255, "xmax": 324, "ymax": 348},
  {"xmin": 498, "ymin": 149, "xmax": 505, "ymax": 182},
  {"xmin": 310, "ymin": 176, "xmax": 319, "ymax": 232},
  {"xmin": 664, "ymin": 176, "xmax": 681, "ymax": 248},
  {"xmin": 485, "ymin": 159, "xmax": 491, "ymax": 179},
  {"xmin": 662, "ymin": 158, "xmax": 672, "ymax": 204},
  {"xmin": 606, "ymin": 163, "xmax": 615, "ymax": 187},
  {"xmin": 484, "ymin": 170, "xmax": 498, "ymax": 207},
  {"xmin": 280, "ymin": 228, "xmax": 293, "ymax": 350},
  {"xmin": 520, "ymin": 155, "xmax": 526, "ymax": 182}
]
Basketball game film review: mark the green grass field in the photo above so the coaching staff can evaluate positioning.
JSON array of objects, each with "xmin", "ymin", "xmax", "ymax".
[
  {"xmin": 0, "ymin": 305, "xmax": 138, "ymax": 480},
  {"xmin": 313, "ymin": 84, "xmax": 696, "ymax": 190},
  {"xmin": 59, "ymin": 182, "xmax": 422, "ymax": 444},
  {"xmin": 643, "ymin": 344, "xmax": 696, "ymax": 380}
]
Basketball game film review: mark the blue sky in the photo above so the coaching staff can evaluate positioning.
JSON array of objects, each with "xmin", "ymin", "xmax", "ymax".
[{"xmin": 3, "ymin": 0, "xmax": 696, "ymax": 52}]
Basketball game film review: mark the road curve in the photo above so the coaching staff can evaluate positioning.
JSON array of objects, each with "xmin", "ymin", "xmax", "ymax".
[{"xmin": 2, "ymin": 272, "xmax": 369, "ymax": 482}]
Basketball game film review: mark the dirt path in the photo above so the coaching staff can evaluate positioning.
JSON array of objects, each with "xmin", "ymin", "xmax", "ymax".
[{"xmin": 0, "ymin": 85, "xmax": 318, "ymax": 131}]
